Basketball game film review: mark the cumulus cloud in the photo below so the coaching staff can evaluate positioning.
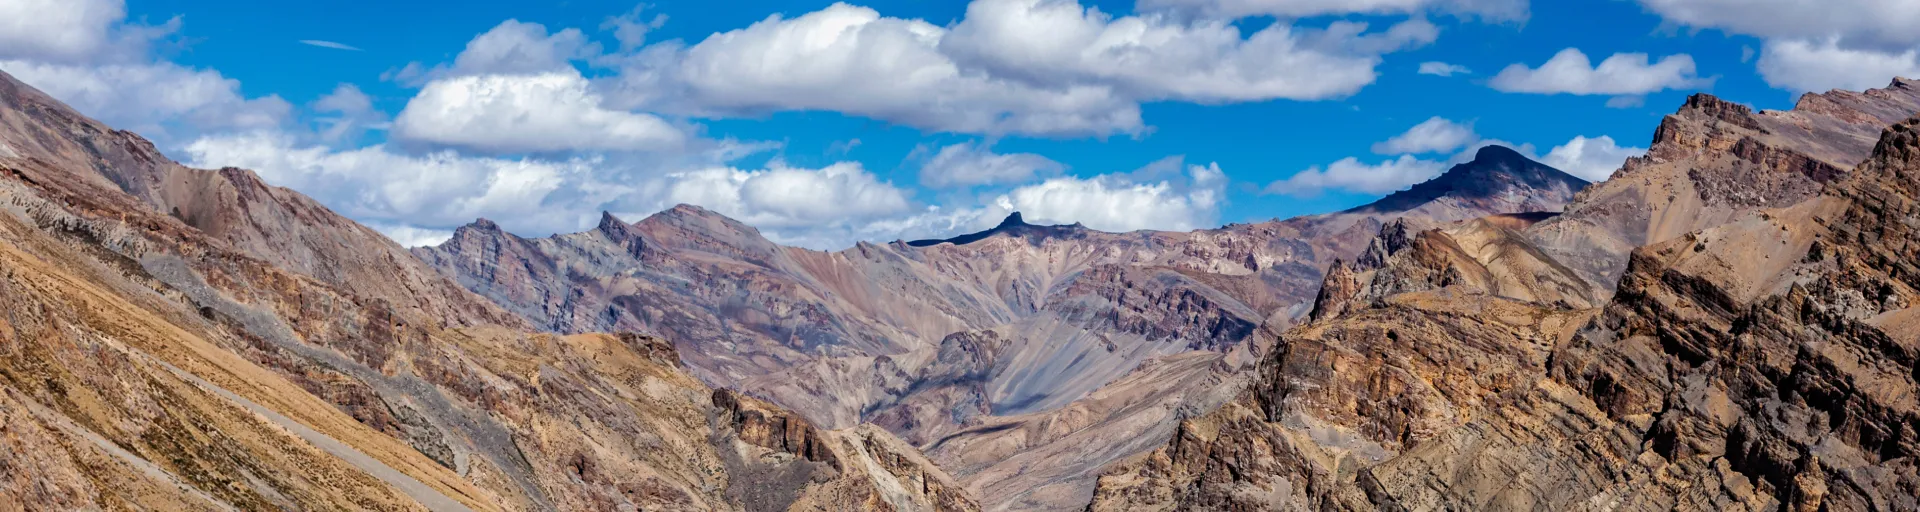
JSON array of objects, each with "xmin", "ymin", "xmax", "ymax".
[
  {"xmin": 1136, "ymin": 0, "xmax": 1528, "ymax": 22},
  {"xmin": 620, "ymin": 3, "xmax": 1143, "ymax": 137},
  {"xmin": 0, "ymin": 0, "xmax": 288, "ymax": 144},
  {"xmin": 366, "ymin": 223, "xmax": 456, "ymax": 248},
  {"xmin": 602, "ymin": 0, "xmax": 1445, "ymax": 137},
  {"xmin": 1418, "ymin": 61, "xmax": 1471, "ymax": 76},
  {"xmin": 1755, "ymin": 39, "xmax": 1920, "ymax": 93},
  {"xmin": 0, "ymin": 0, "xmax": 132, "ymax": 63},
  {"xmin": 385, "ymin": 20, "xmax": 599, "ymax": 85},
  {"xmin": 0, "ymin": 60, "xmax": 291, "ymax": 141},
  {"xmin": 654, "ymin": 164, "xmax": 914, "ymax": 231},
  {"xmin": 992, "ymin": 159, "xmax": 1227, "ymax": 232},
  {"xmin": 940, "ymin": 0, "xmax": 1438, "ymax": 102},
  {"xmin": 1372, "ymin": 117, "xmax": 1477, "ymax": 154},
  {"xmin": 391, "ymin": 71, "xmax": 685, "ymax": 153},
  {"xmin": 1491, "ymin": 48, "xmax": 1710, "ymax": 96},
  {"xmin": 1638, "ymin": 0, "xmax": 1920, "ymax": 52},
  {"xmin": 918, "ymin": 142, "xmax": 1065, "ymax": 188},
  {"xmin": 313, "ymin": 83, "xmax": 385, "ymax": 143},
  {"xmin": 1540, "ymin": 135, "xmax": 1645, "ymax": 182},
  {"xmin": 1638, "ymin": 0, "xmax": 1920, "ymax": 93},
  {"xmin": 1265, "ymin": 155, "xmax": 1448, "ymax": 196}
]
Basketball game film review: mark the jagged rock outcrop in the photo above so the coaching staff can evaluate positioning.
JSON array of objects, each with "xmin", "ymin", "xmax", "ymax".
[
  {"xmin": 1529, "ymin": 78, "xmax": 1920, "ymax": 292},
  {"xmin": 414, "ymin": 145, "xmax": 1588, "ymax": 510},
  {"xmin": 0, "ymin": 70, "xmax": 971, "ymax": 511},
  {"xmin": 1087, "ymin": 105, "xmax": 1920, "ymax": 512}
]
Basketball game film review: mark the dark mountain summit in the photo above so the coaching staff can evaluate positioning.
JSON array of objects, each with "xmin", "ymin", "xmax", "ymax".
[
  {"xmin": 905, "ymin": 211, "xmax": 1086, "ymax": 247},
  {"xmin": 1354, "ymin": 144, "xmax": 1590, "ymax": 215}
]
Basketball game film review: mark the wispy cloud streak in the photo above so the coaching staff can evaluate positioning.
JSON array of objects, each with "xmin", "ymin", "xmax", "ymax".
[{"xmin": 299, "ymin": 40, "xmax": 361, "ymax": 51}]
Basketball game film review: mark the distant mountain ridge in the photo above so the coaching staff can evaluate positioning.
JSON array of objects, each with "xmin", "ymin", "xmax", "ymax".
[
  {"xmin": 1356, "ymin": 144, "xmax": 1588, "ymax": 215},
  {"xmin": 906, "ymin": 212, "xmax": 1084, "ymax": 247},
  {"xmin": 413, "ymin": 142, "xmax": 1590, "ymax": 511}
]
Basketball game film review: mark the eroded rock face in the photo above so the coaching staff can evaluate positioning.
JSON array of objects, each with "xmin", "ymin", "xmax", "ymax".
[
  {"xmin": 1528, "ymin": 79, "xmax": 1920, "ymax": 293},
  {"xmin": 1087, "ymin": 113, "xmax": 1920, "ymax": 512},
  {"xmin": 1552, "ymin": 117, "xmax": 1920, "ymax": 511},
  {"xmin": 0, "ymin": 69, "xmax": 972, "ymax": 512}
]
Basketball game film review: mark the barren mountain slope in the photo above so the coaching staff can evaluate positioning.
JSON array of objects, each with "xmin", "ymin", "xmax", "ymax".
[
  {"xmin": 0, "ymin": 70, "xmax": 973, "ymax": 511},
  {"xmin": 1087, "ymin": 114, "xmax": 1920, "ymax": 511},
  {"xmin": 416, "ymin": 146, "xmax": 1589, "ymax": 510},
  {"xmin": 1529, "ymin": 78, "xmax": 1920, "ymax": 291}
]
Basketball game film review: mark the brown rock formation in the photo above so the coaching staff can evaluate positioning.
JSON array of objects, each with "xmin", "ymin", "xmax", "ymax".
[
  {"xmin": 1087, "ymin": 106, "xmax": 1920, "ymax": 512},
  {"xmin": 1528, "ymin": 78, "xmax": 1920, "ymax": 292}
]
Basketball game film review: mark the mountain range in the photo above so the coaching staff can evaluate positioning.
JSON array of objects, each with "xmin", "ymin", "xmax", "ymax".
[{"xmin": 4, "ymin": 64, "xmax": 1920, "ymax": 512}]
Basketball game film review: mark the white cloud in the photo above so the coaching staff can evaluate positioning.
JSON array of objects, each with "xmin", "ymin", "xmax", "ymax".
[
  {"xmin": 1372, "ymin": 117, "xmax": 1477, "ymax": 154},
  {"xmin": 630, "ymin": 3, "xmax": 1143, "ymax": 137},
  {"xmin": 0, "ymin": 60, "xmax": 291, "ymax": 141},
  {"xmin": 1136, "ymin": 0, "xmax": 1528, "ymax": 22},
  {"xmin": 1638, "ymin": 0, "xmax": 1920, "ymax": 94},
  {"xmin": 386, "ymin": 20, "xmax": 599, "ymax": 85},
  {"xmin": 919, "ymin": 142, "xmax": 1065, "ymax": 188},
  {"xmin": 1540, "ymin": 135, "xmax": 1643, "ymax": 182},
  {"xmin": 299, "ymin": 40, "xmax": 362, "ymax": 51},
  {"xmin": 1490, "ymin": 48, "xmax": 1709, "ymax": 96},
  {"xmin": 368, "ymin": 223, "xmax": 456, "ymax": 248},
  {"xmin": 940, "ymin": 0, "xmax": 1438, "ymax": 103},
  {"xmin": 993, "ymin": 160, "xmax": 1227, "ymax": 232},
  {"xmin": 313, "ymin": 83, "xmax": 385, "ymax": 143},
  {"xmin": 602, "ymin": 0, "xmax": 1443, "ymax": 137},
  {"xmin": 0, "ymin": 0, "xmax": 128, "ymax": 63},
  {"xmin": 1418, "ymin": 61, "xmax": 1471, "ymax": 76},
  {"xmin": 1755, "ymin": 39, "xmax": 1920, "ymax": 93},
  {"xmin": 0, "ymin": 0, "xmax": 287, "ymax": 145},
  {"xmin": 1638, "ymin": 0, "xmax": 1920, "ymax": 51},
  {"xmin": 391, "ymin": 71, "xmax": 685, "ymax": 153},
  {"xmin": 448, "ymin": 20, "xmax": 597, "ymax": 76},
  {"xmin": 1266, "ymin": 155, "xmax": 1448, "ymax": 196},
  {"xmin": 654, "ymin": 164, "xmax": 914, "ymax": 231}
]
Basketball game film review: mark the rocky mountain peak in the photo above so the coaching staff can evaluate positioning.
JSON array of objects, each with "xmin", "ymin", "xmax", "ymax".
[
  {"xmin": 904, "ymin": 211, "xmax": 1085, "ymax": 247},
  {"xmin": 996, "ymin": 211, "xmax": 1028, "ymax": 228},
  {"xmin": 1353, "ymin": 144, "xmax": 1588, "ymax": 216},
  {"xmin": 640, "ymin": 203, "xmax": 761, "ymax": 236},
  {"xmin": 597, "ymin": 211, "xmax": 626, "ymax": 229}
]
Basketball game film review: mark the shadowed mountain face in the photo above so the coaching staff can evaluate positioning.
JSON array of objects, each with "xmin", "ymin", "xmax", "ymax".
[
  {"xmin": 1088, "ymin": 86, "xmax": 1920, "ymax": 512},
  {"xmin": 1357, "ymin": 144, "xmax": 1589, "ymax": 218},
  {"xmin": 0, "ymin": 70, "xmax": 977, "ymax": 511},
  {"xmin": 413, "ymin": 144, "xmax": 1588, "ymax": 510},
  {"xmin": 905, "ymin": 211, "xmax": 1083, "ymax": 247}
]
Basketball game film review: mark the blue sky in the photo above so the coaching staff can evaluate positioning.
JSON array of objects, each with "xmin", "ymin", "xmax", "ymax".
[{"xmin": 5, "ymin": 0, "xmax": 1918, "ymax": 248}]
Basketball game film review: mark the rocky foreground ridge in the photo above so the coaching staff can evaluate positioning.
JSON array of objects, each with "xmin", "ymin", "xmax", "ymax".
[
  {"xmin": 1086, "ymin": 84, "xmax": 1920, "ymax": 511},
  {"xmin": 0, "ymin": 70, "xmax": 975, "ymax": 510}
]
